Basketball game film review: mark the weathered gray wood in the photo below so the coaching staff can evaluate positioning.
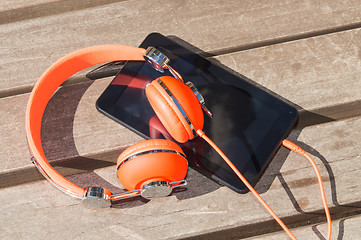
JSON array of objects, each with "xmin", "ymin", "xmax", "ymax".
[
  {"xmin": 2, "ymin": 1, "xmax": 361, "ymax": 238},
  {"xmin": 1, "ymin": 26, "xmax": 361, "ymax": 187},
  {"xmin": 1, "ymin": 116, "xmax": 361, "ymax": 239},
  {"xmin": 0, "ymin": 0, "xmax": 127, "ymax": 24},
  {"xmin": 0, "ymin": 0, "xmax": 58, "ymax": 12},
  {"xmin": 214, "ymin": 28, "xmax": 361, "ymax": 120},
  {"xmin": 0, "ymin": 76, "xmax": 142, "ymax": 177},
  {"xmin": 2, "ymin": 0, "xmax": 361, "ymax": 97},
  {"xmin": 243, "ymin": 215, "xmax": 361, "ymax": 240}
]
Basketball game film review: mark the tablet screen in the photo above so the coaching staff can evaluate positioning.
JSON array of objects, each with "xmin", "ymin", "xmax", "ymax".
[{"xmin": 96, "ymin": 33, "xmax": 298, "ymax": 192}]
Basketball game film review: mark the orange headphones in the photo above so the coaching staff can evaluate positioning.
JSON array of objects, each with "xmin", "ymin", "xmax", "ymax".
[
  {"xmin": 26, "ymin": 45, "xmax": 331, "ymax": 239},
  {"xmin": 26, "ymin": 45, "xmax": 193, "ymax": 208}
]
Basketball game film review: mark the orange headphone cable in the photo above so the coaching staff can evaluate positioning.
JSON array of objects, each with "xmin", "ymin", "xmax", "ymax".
[
  {"xmin": 197, "ymin": 129, "xmax": 331, "ymax": 240},
  {"xmin": 282, "ymin": 139, "xmax": 332, "ymax": 240}
]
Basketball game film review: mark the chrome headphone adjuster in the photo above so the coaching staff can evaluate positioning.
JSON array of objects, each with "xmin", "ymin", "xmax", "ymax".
[
  {"xmin": 186, "ymin": 81, "xmax": 213, "ymax": 118},
  {"xmin": 82, "ymin": 180, "xmax": 187, "ymax": 208},
  {"xmin": 82, "ymin": 183, "xmax": 176, "ymax": 207},
  {"xmin": 140, "ymin": 181, "xmax": 172, "ymax": 199},
  {"xmin": 145, "ymin": 47, "xmax": 212, "ymax": 118},
  {"xmin": 144, "ymin": 47, "xmax": 184, "ymax": 82},
  {"xmin": 144, "ymin": 47, "xmax": 169, "ymax": 72},
  {"xmin": 83, "ymin": 187, "xmax": 112, "ymax": 208}
]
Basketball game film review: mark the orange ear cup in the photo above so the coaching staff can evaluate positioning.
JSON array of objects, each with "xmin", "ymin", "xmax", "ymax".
[
  {"xmin": 146, "ymin": 76, "xmax": 204, "ymax": 143},
  {"xmin": 117, "ymin": 139, "xmax": 188, "ymax": 191}
]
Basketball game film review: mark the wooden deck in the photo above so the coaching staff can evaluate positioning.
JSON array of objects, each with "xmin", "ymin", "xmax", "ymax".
[{"xmin": 1, "ymin": 1, "xmax": 361, "ymax": 239}]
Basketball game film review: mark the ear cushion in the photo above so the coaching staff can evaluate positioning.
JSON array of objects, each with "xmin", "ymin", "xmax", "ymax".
[
  {"xmin": 163, "ymin": 77, "xmax": 204, "ymax": 133},
  {"xmin": 146, "ymin": 76, "xmax": 204, "ymax": 143},
  {"xmin": 117, "ymin": 139, "xmax": 188, "ymax": 190},
  {"xmin": 146, "ymin": 80, "xmax": 190, "ymax": 143}
]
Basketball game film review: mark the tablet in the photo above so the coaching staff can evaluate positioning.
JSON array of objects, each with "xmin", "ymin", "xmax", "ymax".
[{"xmin": 96, "ymin": 33, "xmax": 298, "ymax": 193}]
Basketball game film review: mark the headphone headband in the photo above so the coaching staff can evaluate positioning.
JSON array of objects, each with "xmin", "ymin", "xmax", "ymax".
[{"xmin": 26, "ymin": 45, "xmax": 147, "ymax": 198}]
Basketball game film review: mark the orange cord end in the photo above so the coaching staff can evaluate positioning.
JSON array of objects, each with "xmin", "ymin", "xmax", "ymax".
[
  {"xmin": 282, "ymin": 139, "xmax": 332, "ymax": 240},
  {"xmin": 282, "ymin": 139, "xmax": 305, "ymax": 155}
]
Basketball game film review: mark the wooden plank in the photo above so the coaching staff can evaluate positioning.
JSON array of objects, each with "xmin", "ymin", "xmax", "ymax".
[
  {"xmin": 0, "ymin": 0, "xmax": 128, "ymax": 24},
  {"xmin": 214, "ymin": 28, "xmax": 361, "ymax": 128},
  {"xmin": 0, "ymin": 77, "xmax": 142, "ymax": 177},
  {"xmin": 2, "ymin": 1, "xmax": 361, "ymax": 239},
  {"xmin": 0, "ymin": 0, "xmax": 58, "ymax": 12},
  {"xmin": 1, "ymin": 26, "xmax": 361, "ymax": 186},
  {"xmin": 2, "ymin": 0, "xmax": 361, "ymax": 97},
  {"xmin": 1, "ymin": 116, "xmax": 361, "ymax": 239},
  {"xmin": 243, "ymin": 215, "xmax": 361, "ymax": 240}
]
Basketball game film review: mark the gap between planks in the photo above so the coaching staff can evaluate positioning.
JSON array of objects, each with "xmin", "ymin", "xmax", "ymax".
[
  {"xmin": 1, "ymin": 87, "xmax": 360, "ymax": 190},
  {"xmin": 2, "ymin": 22, "xmax": 361, "ymax": 99},
  {"xmin": 0, "ymin": 0, "xmax": 129, "ymax": 25},
  {"xmin": 203, "ymin": 22, "xmax": 361, "ymax": 57},
  {"xmin": 3, "ymin": 59, "xmax": 358, "ymax": 129},
  {"xmin": 179, "ymin": 203, "xmax": 361, "ymax": 240}
]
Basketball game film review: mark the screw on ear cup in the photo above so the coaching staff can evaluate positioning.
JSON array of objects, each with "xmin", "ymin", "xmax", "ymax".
[
  {"xmin": 145, "ymin": 76, "xmax": 204, "ymax": 143},
  {"xmin": 117, "ymin": 139, "xmax": 188, "ymax": 191}
]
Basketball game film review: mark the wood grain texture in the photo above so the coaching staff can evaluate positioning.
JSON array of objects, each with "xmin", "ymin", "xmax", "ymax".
[
  {"xmin": 0, "ymin": 77, "xmax": 142, "ymax": 175},
  {"xmin": 1, "ymin": 26, "xmax": 361, "ymax": 185},
  {"xmin": 2, "ymin": 1, "xmax": 361, "ymax": 238},
  {"xmin": 0, "ymin": 0, "xmax": 58, "ymax": 12},
  {"xmin": 244, "ymin": 215, "xmax": 361, "ymax": 240},
  {"xmin": 215, "ymin": 28, "xmax": 361, "ymax": 127},
  {"xmin": 2, "ymin": 0, "xmax": 361, "ymax": 97},
  {"xmin": 0, "ymin": 0, "xmax": 127, "ymax": 24},
  {"xmin": 1, "ymin": 116, "xmax": 361, "ymax": 239}
]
